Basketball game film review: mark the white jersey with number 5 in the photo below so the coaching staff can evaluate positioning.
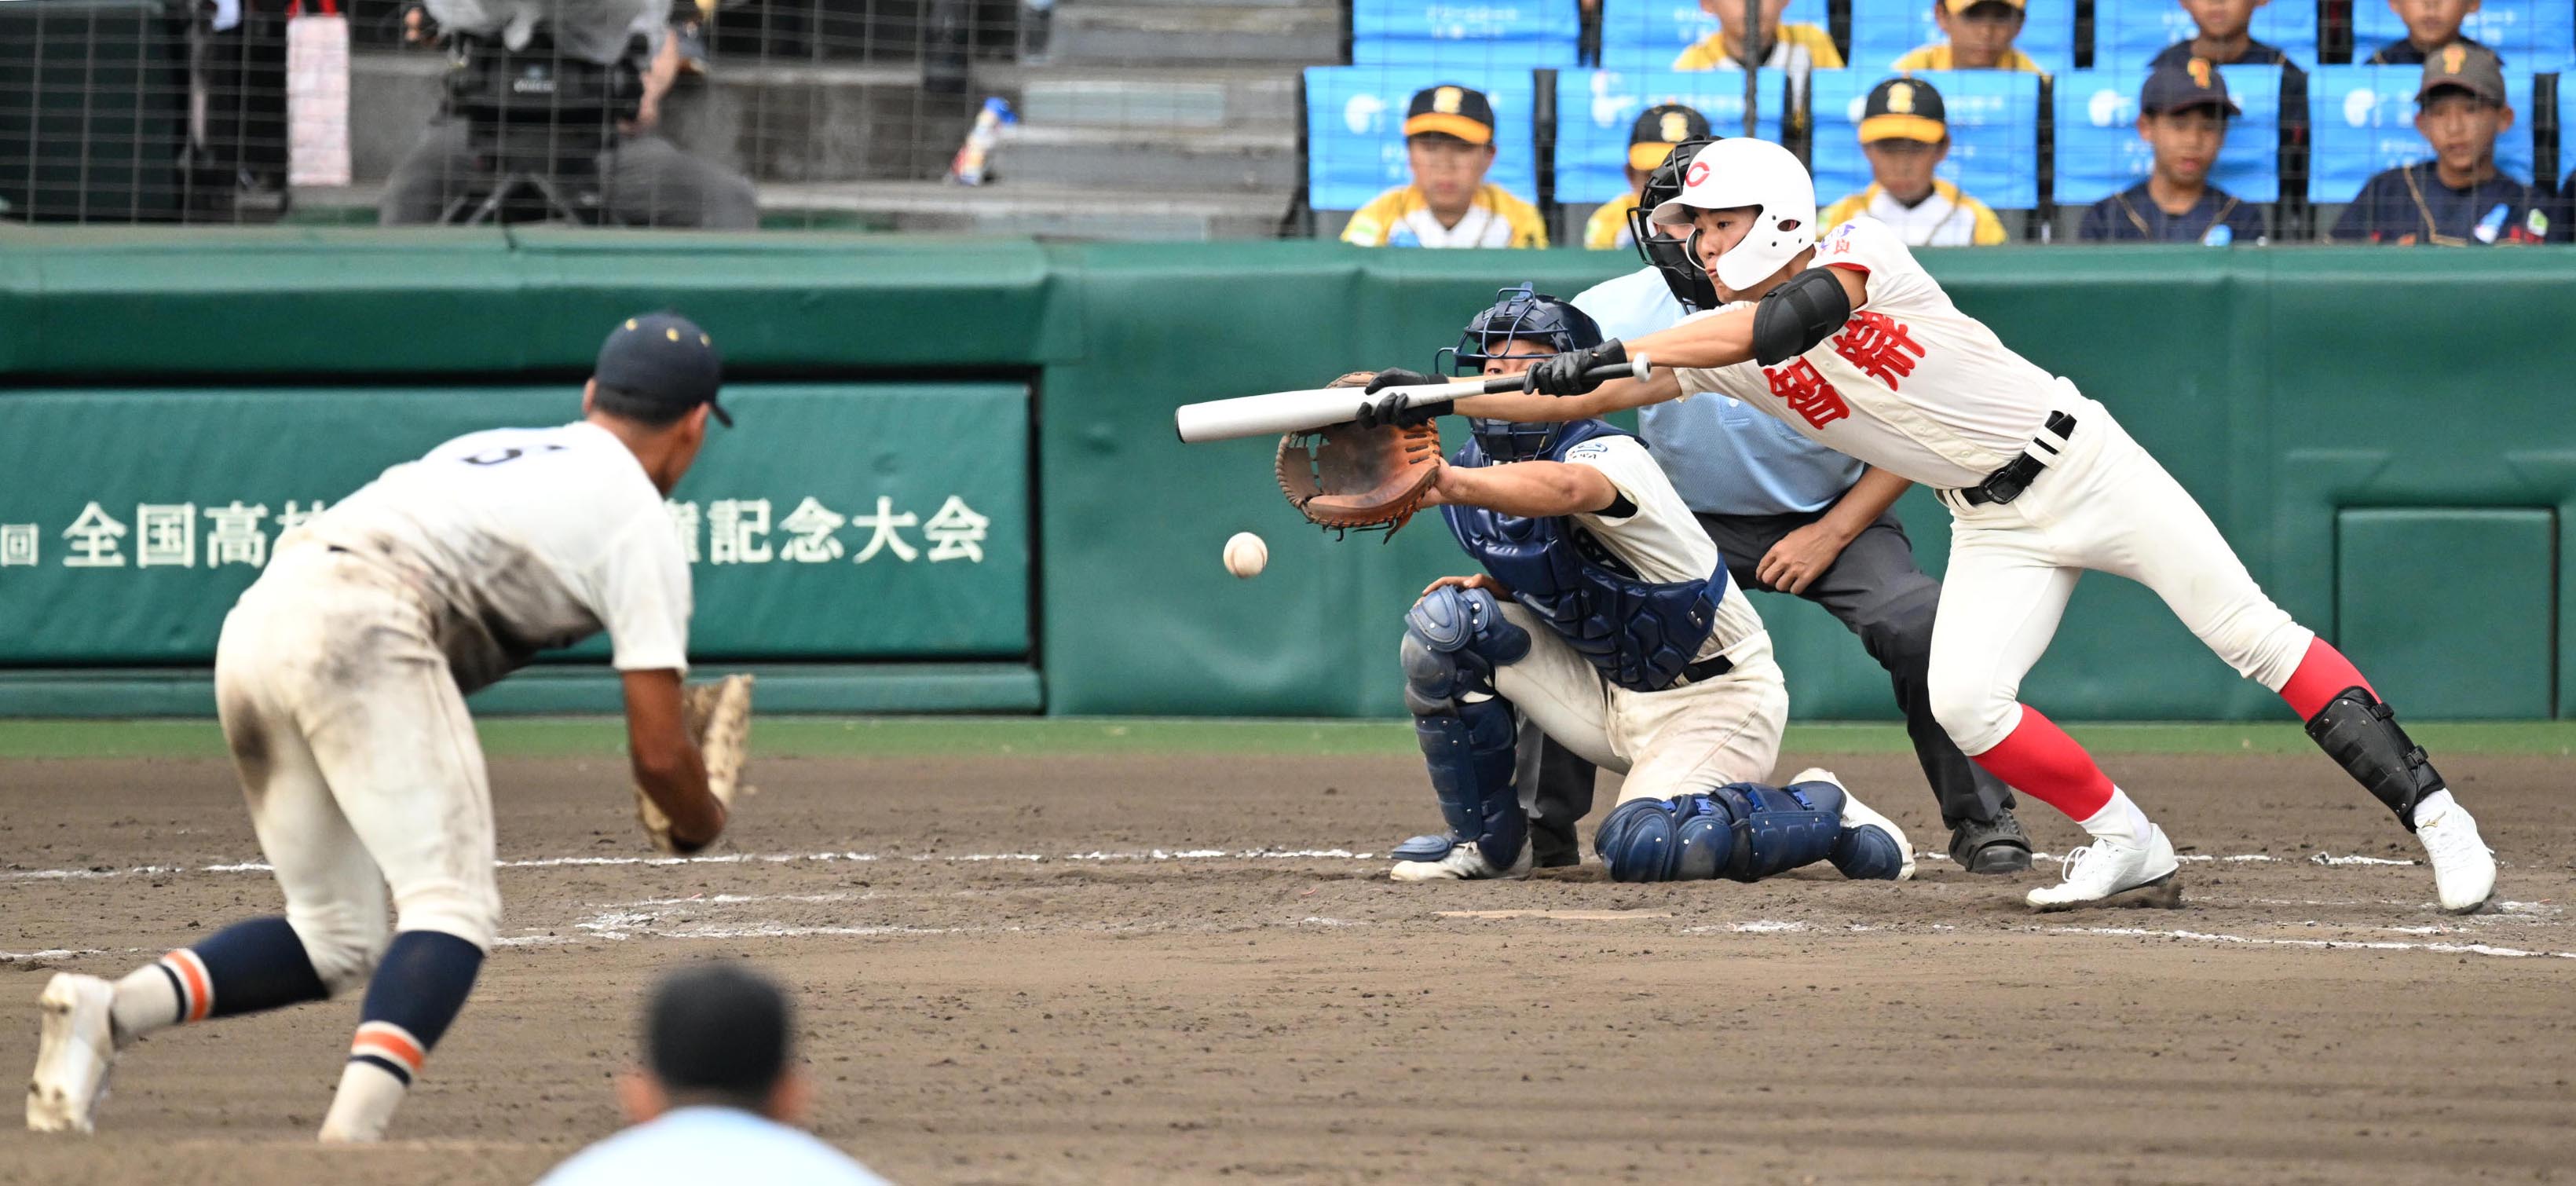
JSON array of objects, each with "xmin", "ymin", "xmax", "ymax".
[
  {"xmin": 293, "ymin": 420, "xmax": 693, "ymax": 690},
  {"xmin": 1668, "ymin": 216, "xmax": 2079, "ymax": 489}
]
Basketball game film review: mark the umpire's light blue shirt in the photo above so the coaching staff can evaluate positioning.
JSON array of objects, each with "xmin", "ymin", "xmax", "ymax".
[
  {"xmin": 537, "ymin": 1106, "xmax": 896, "ymax": 1186},
  {"xmin": 1572, "ymin": 269, "xmax": 1864, "ymax": 516}
]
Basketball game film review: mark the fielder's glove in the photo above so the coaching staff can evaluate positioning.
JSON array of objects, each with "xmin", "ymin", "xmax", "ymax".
[
  {"xmin": 1523, "ymin": 339, "xmax": 1626, "ymax": 397},
  {"xmin": 635, "ymin": 673, "xmax": 754, "ymax": 855},
  {"xmin": 1276, "ymin": 371, "xmax": 1445, "ymax": 536}
]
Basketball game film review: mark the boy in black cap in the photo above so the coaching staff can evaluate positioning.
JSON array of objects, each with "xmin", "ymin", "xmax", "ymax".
[
  {"xmin": 2333, "ymin": 45, "xmax": 2551, "ymax": 244},
  {"xmin": 1342, "ymin": 84, "xmax": 1549, "ymax": 248},
  {"xmin": 538, "ymin": 963, "xmax": 891, "ymax": 1184},
  {"xmin": 1585, "ymin": 104, "xmax": 1712, "ymax": 249},
  {"xmin": 2079, "ymin": 58, "xmax": 2267, "ymax": 244},
  {"xmin": 1819, "ymin": 77, "xmax": 2011, "ymax": 244},
  {"xmin": 2363, "ymin": 0, "xmax": 2491, "ymax": 65}
]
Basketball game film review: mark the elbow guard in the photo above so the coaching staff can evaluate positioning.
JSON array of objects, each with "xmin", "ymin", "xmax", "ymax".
[{"xmin": 1750, "ymin": 269, "xmax": 1855, "ymax": 366}]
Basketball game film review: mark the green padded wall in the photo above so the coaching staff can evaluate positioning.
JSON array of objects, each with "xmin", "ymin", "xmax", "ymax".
[{"xmin": 2338, "ymin": 510, "xmax": 2555, "ymax": 719}]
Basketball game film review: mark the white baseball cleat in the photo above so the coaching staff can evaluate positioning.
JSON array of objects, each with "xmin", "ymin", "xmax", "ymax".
[
  {"xmin": 2026, "ymin": 825, "xmax": 2183, "ymax": 912},
  {"xmin": 1389, "ymin": 842, "xmax": 1532, "ymax": 882},
  {"xmin": 27, "ymin": 973, "xmax": 116, "ymax": 1134},
  {"xmin": 2412, "ymin": 792, "xmax": 2495, "ymax": 914},
  {"xmin": 1792, "ymin": 767, "xmax": 1915, "ymax": 882}
]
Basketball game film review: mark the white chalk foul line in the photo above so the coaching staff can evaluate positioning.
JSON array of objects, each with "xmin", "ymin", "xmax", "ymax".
[
  {"xmin": 0, "ymin": 848, "xmax": 1387, "ymax": 885},
  {"xmin": 2055, "ymin": 925, "xmax": 2576, "ymax": 961}
]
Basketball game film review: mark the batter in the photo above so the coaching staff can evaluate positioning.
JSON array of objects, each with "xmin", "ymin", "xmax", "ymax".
[
  {"xmin": 27, "ymin": 313, "xmax": 735, "ymax": 1140},
  {"xmin": 1431, "ymin": 140, "xmax": 2497, "ymax": 912},
  {"xmin": 1377, "ymin": 287, "xmax": 1915, "ymax": 887}
]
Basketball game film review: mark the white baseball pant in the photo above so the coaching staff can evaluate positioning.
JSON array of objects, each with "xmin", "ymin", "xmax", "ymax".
[{"xmin": 1490, "ymin": 602, "xmax": 1788, "ymax": 803}]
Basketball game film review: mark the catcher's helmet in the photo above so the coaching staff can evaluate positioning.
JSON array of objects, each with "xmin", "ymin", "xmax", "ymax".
[
  {"xmin": 1627, "ymin": 137, "xmax": 1722, "ymax": 313},
  {"xmin": 1440, "ymin": 284, "xmax": 1602, "ymax": 463}
]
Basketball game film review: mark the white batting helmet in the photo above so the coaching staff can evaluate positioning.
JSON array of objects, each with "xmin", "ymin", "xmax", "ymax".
[{"xmin": 1645, "ymin": 138, "xmax": 1818, "ymax": 292}]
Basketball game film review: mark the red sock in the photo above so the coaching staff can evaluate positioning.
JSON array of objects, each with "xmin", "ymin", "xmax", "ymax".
[
  {"xmin": 2278, "ymin": 638, "xmax": 2377, "ymax": 721},
  {"xmin": 1969, "ymin": 705, "xmax": 2116, "ymax": 820}
]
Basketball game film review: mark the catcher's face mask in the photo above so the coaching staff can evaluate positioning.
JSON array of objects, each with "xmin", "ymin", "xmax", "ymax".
[{"xmin": 1439, "ymin": 284, "xmax": 1605, "ymax": 463}]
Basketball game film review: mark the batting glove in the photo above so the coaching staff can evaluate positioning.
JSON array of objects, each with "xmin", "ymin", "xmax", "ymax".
[
  {"xmin": 1524, "ymin": 339, "xmax": 1626, "ymax": 397},
  {"xmin": 1356, "ymin": 368, "xmax": 1450, "ymax": 429}
]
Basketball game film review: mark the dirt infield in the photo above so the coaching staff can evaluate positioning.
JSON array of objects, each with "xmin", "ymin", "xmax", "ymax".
[{"xmin": 2, "ymin": 745, "xmax": 2572, "ymax": 1184}]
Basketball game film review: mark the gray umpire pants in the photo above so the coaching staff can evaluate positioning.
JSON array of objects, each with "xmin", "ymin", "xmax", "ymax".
[
  {"xmin": 377, "ymin": 119, "xmax": 759, "ymax": 229},
  {"xmin": 1525, "ymin": 507, "xmax": 2016, "ymax": 867}
]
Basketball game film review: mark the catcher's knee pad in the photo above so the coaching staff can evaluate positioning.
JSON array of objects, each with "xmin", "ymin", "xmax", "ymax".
[
  {"xmin": 286, "ymin": 903, "xmax": 392, "ymax": 994},
  {"xmin": 1394, "ymin": 696, "xmax": 1525, "ymax": 868},
  {"xmin": 1400, "ymin": 586, "xmax": 1531, "ymax": 716},
  {"xmin": 2305, "ymin": 686, "xmax": 2446, "ymax": 831},
  {"xmin": 1596, "ymin": 784, "xmax": 1846, "ymax": 884}
]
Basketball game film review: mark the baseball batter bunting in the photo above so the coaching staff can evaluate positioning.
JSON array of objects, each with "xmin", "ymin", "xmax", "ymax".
[
  {"xmin": 1440, "ymin": 140, "xmax": 2497, "ymax": 913},
  {"xmin": 1363, "ymin": 287, "xmax": 1916, "ymax": 887},
  {"xmin": 27, "ymin": 313, "xmax": 745, "ymax": 1140}
]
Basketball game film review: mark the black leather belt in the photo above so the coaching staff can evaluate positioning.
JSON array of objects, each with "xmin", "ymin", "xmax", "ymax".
[
  {"xmin": 1955, "ymin": 412, "xmax": 2077, "ymax": 507},
  {"xmin": 1667, "ymin": 654, "xmax": 1734, "ymax": 688}
]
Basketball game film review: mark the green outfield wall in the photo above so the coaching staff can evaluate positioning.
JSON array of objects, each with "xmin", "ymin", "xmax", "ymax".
[{"xmin": 2, "ymin": 229, "xmax": 2568, "ymax": 719}]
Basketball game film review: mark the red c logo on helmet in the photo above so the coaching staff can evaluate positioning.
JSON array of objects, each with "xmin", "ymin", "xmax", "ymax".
[{"xmin": 1685, "ymin": 162, "xmax": 1711, "ymax": 188}]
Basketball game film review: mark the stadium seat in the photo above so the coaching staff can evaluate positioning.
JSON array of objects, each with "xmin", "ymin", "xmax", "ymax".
[
  {"xmin": 1594, "ymin": 0, "xmax": 1831, "ymax": 72},
  {"xmin": 1846, "ymin": 0, "xmax": 2074, "ymax": 75},
  {"xmin": 1352, "ymin": 0, "xmax": 1583, "ymax": 68},
  {"xmin": 1301, "ymin": 65, "xmax": 1542, "ymax": 213},
  {"xmin": 1551, "ymin": 68, "xmax": 1790, "ymax": 204},
  {"xmin": 2091, "ymin": 0, "xmax": 2317, "ymax": 71},
  {"xmin": 2305, "ymin": 64, "xmax": 2538, "ymax": 204},
  {"xmin": 2351, "ymin": 0, "xmax": 2576, "ymax": 72},
  {"xmin": 1810, "ymin": 68, "xmax": 2042, "ymax": 209},
  {"xmin": 2053, "ymin": 65, "xmax": 2284, "ymax": 207}
]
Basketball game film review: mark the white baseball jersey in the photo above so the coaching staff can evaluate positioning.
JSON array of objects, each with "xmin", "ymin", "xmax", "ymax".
[
  {"xmin": 1555, "ymin": 433, "xmax": 1766, "ymax": 663},
  {"xmin": 1669, "ymin": 216, "xmax": 2076, "ymax": 490},
  {"xmin": 293, "ymin": 419, "xmax": 692, "ymax": 691}
]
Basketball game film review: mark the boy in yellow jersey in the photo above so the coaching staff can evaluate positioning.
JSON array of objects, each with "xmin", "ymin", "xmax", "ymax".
[
  {"xmin": 1672, "ymin": 0, "xmax": 1842, "ymax": 71},
  {"xmin": 1819, "ymin": 76, "xmax": 2010, "ymax": 244},
  {"xmin": 1893, "ymin": 0, "xmax": 2046, "ymax": 72},
  {"xmin": 1585, "ymin": 104, "xmax": 1712, "ymax": 250},
  {"xmin": 1342, "ymin": 84, "xmax": 1550, "ymax": 248}
]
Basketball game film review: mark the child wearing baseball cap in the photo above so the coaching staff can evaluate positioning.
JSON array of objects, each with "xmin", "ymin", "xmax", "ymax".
[
  {"xmin": 1341, "ymin": 83, "xmax": 1549, "ymax": 249},
  {"xmin": 1892, "ymin": 0, "xmax": 2045, "ymax": 72},
  {"xmin": 1584, "ymin": 104, "xmax": 1712, "ymax": 249},
  {"xmin": 2077, "ymin": 59, "xmax": 2267, "ymax": 244},
  {"xmin": 2331, "ymin": 45, "xmax": 2553, "ymax": 244},
  {"xmin": 1817, "ymin": 76, "xmax": 2010, "ymax": 244}
]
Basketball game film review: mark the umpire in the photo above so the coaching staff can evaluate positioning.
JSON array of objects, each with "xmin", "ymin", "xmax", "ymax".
[{"xmin": 1531, "ymin": 139, "xmax": 2032, "ymax": 874}]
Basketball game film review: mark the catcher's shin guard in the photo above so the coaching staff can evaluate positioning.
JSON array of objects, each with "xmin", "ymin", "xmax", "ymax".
[
  {"xmin": 1595, "ymin": 785, "xmax": 1844, "ymax": 883},
  {"xmin": 2304, "ymin": 686, "xmax": 2446, "ymax": 831},
  {"xmin": 1392, "ymin": 587, "xmax": 1532, "ymax": 868}
]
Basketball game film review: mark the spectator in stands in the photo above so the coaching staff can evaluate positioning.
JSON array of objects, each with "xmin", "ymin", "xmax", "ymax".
[
  {"xmin": 538, "ymin": 962, "xmax": 893, "ymax": 1185},
  {"xmin": 1341, "ymin": 84, "xmax": 1549, "ymax": 248},
  {"xmin": 2332, "ymin": 46, "xmax": 2551, "ymax": 244},
  {"xmin": 1818, "ymin": 77, "xmax": 2010, "ymax": 244},
  {"xmin": 1586, "ymin": 104, "xmax": 1712, "ymax": 249},
  {"xmin": 1673, "ymin": 0, "xmax": 1843, "ymax": 71},
  {"xmin": 1893, "ymin": 0, "xmax": 2046, "ymax": 72},
  {"xmin": 2364, "ymin": 0, "xmax": 2490, "ymax": 65},
  {"xmin": 2079, "ymin": 59, "xmax": 2267, "ymax": 243},
  {"xmin": 2153, "ymin": 0, "xmax": 2299, "ymax": 70}
]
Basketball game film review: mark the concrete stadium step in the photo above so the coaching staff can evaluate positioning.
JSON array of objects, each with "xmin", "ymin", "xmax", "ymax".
[
  {"xmin": 1000, "ymin": 68, "xmax": 1301, "ymax": 132},
  {"xmin": 764, "ymin": 181, "xmax": 1290, "ymax": 240},
  {"xmin": 1048, "ymin": 3, "xmax": 1343, "ymax": 65},
  {"xmin": 997, "ymin": 123, "xmax": 1297, "ymax": 192}
]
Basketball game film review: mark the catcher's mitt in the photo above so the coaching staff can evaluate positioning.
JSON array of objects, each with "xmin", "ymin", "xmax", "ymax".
[
  {"xmin": 635, "ymin": 673, "xmax": 754, "ymax": 855},
  {"xmin": 1275, "ymin": 372, "xmax": 1444, "ymax": 536}
]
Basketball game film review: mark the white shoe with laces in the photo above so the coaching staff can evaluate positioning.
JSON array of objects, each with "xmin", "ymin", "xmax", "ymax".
[
  {"xmin": 27, "ymin": 973, "xmax": 116, "ymax": 1134},
  {"xmin": 2412, "ymin": 791, "xmax": 2495, "ymax": 913},
  {"xmin": 2025, "ymin": 825, "xmax": 2183, "ymax": 912},
  {"xmin": 1389, "ymin": 841, "xmax": 1533, "ymax": 882}
]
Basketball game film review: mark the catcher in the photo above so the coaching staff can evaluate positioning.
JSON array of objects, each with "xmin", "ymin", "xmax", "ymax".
[
  {"xmin": 28, "ymin": 312, "xmax": 752, "ymax": 1141},
  {"xmin": 1279, "ymin": 286, "xmax": 1914, "ymax": 885}
]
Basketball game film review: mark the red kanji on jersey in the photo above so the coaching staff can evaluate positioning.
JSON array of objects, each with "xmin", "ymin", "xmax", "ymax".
[
  {"xmin": 1763, "ymin": 359, "xmax": 1850, "ymax": 429},
  {"xmin": 1831, "ymin": 311, "xmax": 1926, "ymax": 389}
]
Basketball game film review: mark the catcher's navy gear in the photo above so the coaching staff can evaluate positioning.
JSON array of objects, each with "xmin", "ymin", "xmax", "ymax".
[
  {"xmin": 1439, "ymin": 284, "xmax": 1605, "ymax": 462},
  {"xmin": 1596, "ymin": 775, "xmax": 1905, "ymax": 883},
  {"xmin": 1627, "ymin": 137, "xmax": 1722, "ymax": 313},
  {"xmin": 1389, "ymin": 585, "xmax": 1532, "ymax": 869}
]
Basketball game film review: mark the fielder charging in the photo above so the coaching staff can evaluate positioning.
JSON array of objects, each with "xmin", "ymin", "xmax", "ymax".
[
  {"xmin": 1420, "ymin": 140, "xmax": 2497, "ymax": 912},
  {"xmin": 28, "ymin": 312, "xmax": 745, "ymax": 1140},
  {"xmin": 1352, "ymin": 287, "xmax": 1916, "ymax": 887}
]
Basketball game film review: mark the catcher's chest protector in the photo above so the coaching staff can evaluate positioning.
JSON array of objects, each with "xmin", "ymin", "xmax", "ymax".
[{"xmin": 1441, "ymin": 420, "xmax": 1726, "ymax": 694}]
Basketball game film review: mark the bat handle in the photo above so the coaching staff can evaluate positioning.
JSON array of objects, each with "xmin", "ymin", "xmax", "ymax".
[{"xmin": 1475, "ymin": 354, "xmax": 1653, "ymax": 394}]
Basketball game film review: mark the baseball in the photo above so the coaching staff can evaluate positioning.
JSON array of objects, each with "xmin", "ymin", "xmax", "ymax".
[{"xmin": 1222, "ymin": 531, "xmax": 1268, "ymax": 578}]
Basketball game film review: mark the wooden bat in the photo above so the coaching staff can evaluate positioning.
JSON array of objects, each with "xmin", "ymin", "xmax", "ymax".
[{"xmin": 1172, "ymin": 358, "xmax": 1655, "ymax": 444}]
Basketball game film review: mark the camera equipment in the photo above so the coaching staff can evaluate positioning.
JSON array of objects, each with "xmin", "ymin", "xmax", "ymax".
[{"xmin": 436, "ymin": 31, "xmax": 640, "ymax": 225}]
